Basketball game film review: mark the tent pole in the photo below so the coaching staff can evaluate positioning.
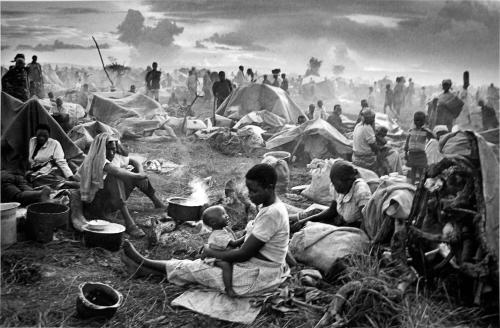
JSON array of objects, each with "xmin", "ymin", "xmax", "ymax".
[{"xmin": 92, "ymin": 36, "xmax": 114, "ymax": 88}]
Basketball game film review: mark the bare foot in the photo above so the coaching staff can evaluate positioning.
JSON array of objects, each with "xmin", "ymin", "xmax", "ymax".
[
  {"xmin": 40, "ymin": 186, "xmax": 51, "ymax": 202},
  {"xmin": 120, "ymin": 251, "xmax": 165, "ymax": 278},
  {"xmin": 122, "ymin": 239, "xmax": 146, "ymax": 264}
]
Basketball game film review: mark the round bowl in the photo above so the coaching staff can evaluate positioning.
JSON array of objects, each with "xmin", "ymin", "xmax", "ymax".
[
  {"xmin": 76, "ymin": 282, "xmax": 123, "ymax": 319},
  {"xmin": 82, "ymin": 223, "xmax": 125, "ymax": 252},
  {"xmin": 167, "ymin": 197, "xmax": 203, "ymax": 222},
  {"xmin": 263, "ymin": 151, "xmax": 291, "ymax": 162},
  {"xmin": 86, "ymin": 220, "xmax": 110, "ymax": 231}
]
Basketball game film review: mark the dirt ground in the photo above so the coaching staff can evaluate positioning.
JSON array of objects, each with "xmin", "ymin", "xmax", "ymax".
[{"xmin": 1, "ymin": 98, "xmax": 495, "ymax": 327}]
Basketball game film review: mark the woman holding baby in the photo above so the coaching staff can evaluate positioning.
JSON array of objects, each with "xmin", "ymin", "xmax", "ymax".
[{"xmin": 121, "ymin": 164, "xmax": 290, "ymax": 297}]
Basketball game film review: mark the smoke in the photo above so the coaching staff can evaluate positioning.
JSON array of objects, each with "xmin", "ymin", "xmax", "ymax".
[
  {"xmin": 117, "ymin": 9, "xmax": 184, "ymax": 48},
  {"xmin": 185, "ymin": 177, "xmax": 210, "ymax": 206}
]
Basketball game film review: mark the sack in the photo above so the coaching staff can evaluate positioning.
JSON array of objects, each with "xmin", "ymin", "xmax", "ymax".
[
  {"xmin": 301, "ymin": 158, "xmax": 379, "ymax": 205},
  {"xmin": 289, "ymin": 222, "xmax": 369, "ymax": 273},
  {"xmin": 261, "ymin": 156, "xmax": 290, "ymax": 194}
]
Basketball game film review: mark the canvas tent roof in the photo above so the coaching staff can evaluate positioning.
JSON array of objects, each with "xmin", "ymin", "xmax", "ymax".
[
  {"xmin": 1, "ymin": 93, "xmax": 84, "ymax": 172},
  {"xmin": 216, "ymin": 83, "xmax": 307, "ymax": 125},
  {"xmin": 266, "ymin": 118, "xmax": 353, "ymax": 155},
  {"xmin": 89, "ymin": 93, "xmax": 165, "ymax": 138}
]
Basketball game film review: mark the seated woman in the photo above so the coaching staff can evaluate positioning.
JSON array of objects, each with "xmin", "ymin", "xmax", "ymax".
[
  {"xmin": 27, "ymin": 123, "xmax": 79, "ymax": 189},
  {"xmin": 71, "ymin": 133, "xmax": 164, "ymax": 238},
  {"xmin": 121, "ymin": 164, "xmax": 290, "ymax": 297},
  {"xmin": 291, "ymin": 160, "xmax": 372, "ymax": 231}
]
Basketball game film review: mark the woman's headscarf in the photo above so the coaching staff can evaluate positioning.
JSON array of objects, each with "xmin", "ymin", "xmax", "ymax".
[{"xmin": 75, "ymin": 132, "xmax": 116, "ymax": 202}]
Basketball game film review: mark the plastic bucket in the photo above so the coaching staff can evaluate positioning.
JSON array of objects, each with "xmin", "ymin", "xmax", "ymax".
[
  {"xmin": 26, "ymin": 202, "xmax": 69, "ymax": 243},
  {"xmin": 1, "ymin": 202, "xmax": 20, "ymax": 247}
]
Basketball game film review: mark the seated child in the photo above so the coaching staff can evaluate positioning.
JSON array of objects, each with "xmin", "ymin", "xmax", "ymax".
[{"xmin": 202, "ymin": 205, "xmax": 245, "ymax": 297}]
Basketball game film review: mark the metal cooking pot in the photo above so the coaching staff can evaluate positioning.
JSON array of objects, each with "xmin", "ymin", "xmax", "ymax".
[
  {"xmin": 167, "ymin": 197, "xmax": 203, "ymax": 222},
  {"xmin": 82, "ymin": 222, "xmax": 125, "ymax": 252}
]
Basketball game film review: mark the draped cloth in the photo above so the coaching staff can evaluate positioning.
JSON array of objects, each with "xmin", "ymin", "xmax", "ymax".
[{"xmin": 75, "ymin": 133, "xmax": 114, "ymax": 202}]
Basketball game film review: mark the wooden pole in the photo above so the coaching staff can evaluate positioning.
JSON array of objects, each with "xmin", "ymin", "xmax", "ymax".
[{"xmin": 92, "ymin": 36, "xmax": 114, "ymax": 88}]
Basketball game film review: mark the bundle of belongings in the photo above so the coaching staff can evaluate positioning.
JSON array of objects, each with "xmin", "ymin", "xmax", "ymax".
[
  {"xmin": 207, "ymin": 125, "xmax": 265, "ymax": 156},
  {"xmin": 391, "ymin": 130, "xmax": 498, "ymax": 307}
]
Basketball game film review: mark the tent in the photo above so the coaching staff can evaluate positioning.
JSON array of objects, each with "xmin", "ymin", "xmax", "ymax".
[
  {"xmin": 1, "ymin": 91, "xmax": 24, "ymax": 132},
  {"xmin": 68, "ymin": 121, "xmax": 120, "ymax": 153},
  {"xmin": 1, "ymin": 94, "xmax": 84, "ymax": 173},
  {"xmin": 89, "ymin": 92, "xmax": 166, "ymax": 138},
  {"xmin": 216, "ymin": 83, "xmax": 307, "ymax": 126},
  {"xmin": 266, "ymin": 119, "xmax": 353, "ymax": 159}
]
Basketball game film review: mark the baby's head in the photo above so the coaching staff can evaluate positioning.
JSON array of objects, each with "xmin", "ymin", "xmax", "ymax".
[{"xmin": 202, "ymin": 205, "xmax": 229, "ymax": 229}]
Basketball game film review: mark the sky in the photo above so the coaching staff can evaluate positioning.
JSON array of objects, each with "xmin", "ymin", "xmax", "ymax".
[{"xmin": 1, "ymin": 0, "xmax": 499, "ymax": 86}]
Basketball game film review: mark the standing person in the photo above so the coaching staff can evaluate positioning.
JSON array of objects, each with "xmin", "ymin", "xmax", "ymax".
[
  {"xmin": 367, "ymin": 86, "xmax": 376, "ymax": 110},
  {"xmin": 487, "ymin": 83, "xmax": 499, "ymax": 111},
  {"xmin": 383, "ymin": 84, "xmax": 393, "ymax": 114},
  {"xmin": 121, "ymin": 164, "xmax": 291, "ymax": 298},
  {"xmin": 271, "ymin": 69, "xmax": 280, "ymax": 87},
  {"xmin": 212, "ymin": 71, "xmax": 233, "ymax": 108},
  {"xmin": 145, "ymin": 62, "xmax": 161, "ymax": 102},
  {"xmin": 406, "ymin": 78, "xmax": 415, "ymax": 107},
  {"xmin": 247, "ymin": 68, "xmax": 255, "ymax": 83},
  {"xmin": 430, "ymin": 79, "xmax": 463, "ymax": 131},
  {"xmin": 280, "ymin": 73, "xmax": 289, "ymax": 93},
  {"xmin": 166, "ymin": 72, "xmax": 173, "ymax": 89},
  {"xmin": 202, "ymin": 70, "xmax": 213, "ymax": 103},
  {"xmin": 352, "ymin": 109, "xmax": 378, "ymax": 172},
  {"xmin": 1, "ymin": 53, "xmax": 30, "ymax": 102},
  {"xmin": 187, "ymin": 69, "xmax": 198, "ymax": 101},
  {"xmin": 478, "ymin": 100, "xmax": 499, "ymax": 131},
  {"xmin": 393, "ymin": 77, "xmax": 405, "ymax": 116},
  {"xmin": 233, "ymin": 65, "xmax": 247, "ymax": 86},
  {"xmin": 313, "ymin": 100, "xmax": 328, "ymax": 120},
  {"xmin": 307, "ymin": 104, "xmax": 315, "ymax": 120},
  {"xmin": 27, "ymin": 55, "xmax": 44, "ymax": 98},
  {"xmin": 419, "ymin": 87, "xmax": 427, "ymax": 108},
  {"xmin": 404, "ymin": 111, "xmax": 434, "ymax": 184},
  {"xmin": 262, "ymin": 75, "xmax": 271, "ymax": 85}
]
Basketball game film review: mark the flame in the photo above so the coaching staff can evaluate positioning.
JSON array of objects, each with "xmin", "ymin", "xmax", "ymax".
[{"xmin": 185, "ymin": 177, "xmax": 210, "ymax": 206}]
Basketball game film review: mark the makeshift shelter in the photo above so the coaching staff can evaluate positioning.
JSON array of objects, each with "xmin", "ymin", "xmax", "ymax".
[
  {"xmin": 1, "ymin": 91, "xmax": 23, "ymax": 132},
  {"xmin": 216, "ymin": 83, "xmax": 306, "ymax": 126},
  {"xmin": 89, "ymin": 93, "xmax": 166, "ymax": 138},
  {"xmin": 68, "ymin": 121, "xmax": 120, "ymax": 153},
  {"xmin": 266, "ymin": 119, "xmax": 353, "ymax": 160},
  {"xmin": 1, "ymin": 96, "xmax": 84, "ymax": 172}
]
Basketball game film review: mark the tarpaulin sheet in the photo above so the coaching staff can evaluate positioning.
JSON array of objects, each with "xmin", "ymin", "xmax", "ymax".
[
  {"xmin": 266, "ymin": 118, "xmax": 353, "ymax": 155},
  {"xmin": 1, "ymin": 98, "xmax": 84, "ymax": 173},
  {"xmin": 216, "ymin": 83, "xmax": 306, "ymax": 125},
  {"xmin": 1, "ymin": 91, "xmax": 24, "ymax": 132},
  {"xmin": 89, "ymin": 93, "xmax": 165, "ymax": 138}
]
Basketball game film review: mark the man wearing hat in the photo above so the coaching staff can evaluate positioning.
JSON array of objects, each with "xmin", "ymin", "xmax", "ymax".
[
  {"xmin": 27, "ymin": 55, "xmax": 44, "ymax": 98},
  {"xmin": 1, "ymin": 53, "xmax": 30, "ymax": 101},
  {"xmin": 271, "ymin": 69, "xmax": 281, "ymax": 87}
]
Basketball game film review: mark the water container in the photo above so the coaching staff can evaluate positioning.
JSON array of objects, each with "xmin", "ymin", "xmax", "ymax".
[{"xmin": 1, "ymin": 202, "xmax": 20, "ymax": 247}]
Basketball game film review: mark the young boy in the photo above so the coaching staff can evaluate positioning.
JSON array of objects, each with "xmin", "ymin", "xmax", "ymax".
[
  {"xmin": 405, "ymin": 111, "xmax": 434, "ymax": 183},
  {"xmin": 201, "ymin": 205, "xmax": 244, "ymax": 297}
]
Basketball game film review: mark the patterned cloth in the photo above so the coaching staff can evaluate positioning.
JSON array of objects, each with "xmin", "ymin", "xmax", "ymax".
[{"xmin": 165, "ymin": 257, "xmax": 289, "ymax": 297}]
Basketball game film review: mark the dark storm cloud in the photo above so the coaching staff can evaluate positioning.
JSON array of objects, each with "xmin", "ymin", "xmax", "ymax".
[
  {"xmin": 202, "ymin": 32, "xmax": 267, "ymax": 51},
  {"xmin": 51, "ymin": 7, "xmax": 102, "ymax": 14},
  {"xmin": 1, "ymin": 24, "xmax": 64, "ymax": 38},
  {"xmin": 1, "ymin": 45, "xmax": 10, "ymax": 50},
  {"xmin": 117, "ymin": 9, "xmax": 184, "ymax": 47},
  {"xmin": 17, "ymin": 40, "xmax": 110, "ymax": 52},
  {"xmin": 195, "ymin": 40, "xmax": 207, "ymax": 49}
]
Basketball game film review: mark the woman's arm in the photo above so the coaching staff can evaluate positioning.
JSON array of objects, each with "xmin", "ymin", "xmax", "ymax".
[
  {"xmin": 203, "ymin": 235, "xmax": 264, "ymax": 263},
  {"xmin": 104, "ymin": 163, "xmax": 147, "ymax": 181},
  {"xmin": 299, "ymin": 200, "xmax": 338, "ymax": 224},
  {"xmin": 53, "ymin": 142, "xmax": 74, "ymax": 178},
  {"xmin": 227, "ymin": 236, "xmax": 245, "ymax": 248}
]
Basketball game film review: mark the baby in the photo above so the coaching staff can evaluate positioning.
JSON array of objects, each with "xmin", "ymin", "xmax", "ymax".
[{"xmin": 202, "ymin": 205, "xmax": 244, "ymax": 297}]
